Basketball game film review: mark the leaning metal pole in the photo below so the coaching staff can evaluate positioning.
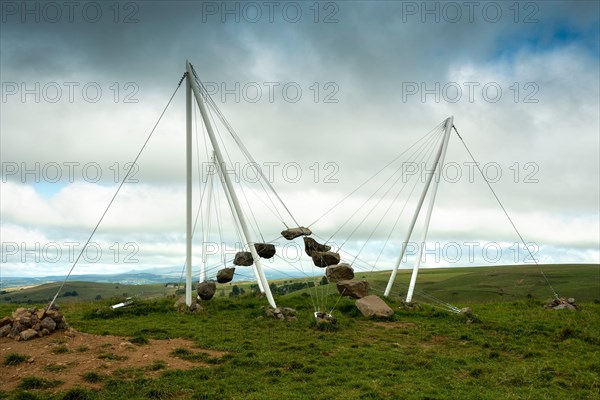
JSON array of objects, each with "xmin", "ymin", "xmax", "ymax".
[
  {"xmin": 186, "ymin": 61, "xmax": 276, "ymax": 308},
  {"xmin": 384, "ymin": 116, "xmax": 453, "ymax": 298},
  {"xmin": 185, "ymin": 72, "xmax": 193, "ymax": 306},
  {"xmin": 405, "ymin": 116, "xmax": 453, "ymax": 303}
]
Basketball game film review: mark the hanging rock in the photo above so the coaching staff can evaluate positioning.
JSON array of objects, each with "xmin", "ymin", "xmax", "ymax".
[
  {"xmin": 281, "ymin": 226, "xmax": 312, "ymax": 240},
  {"xmin": 254, "ymin": 243, "xmax": 276, "ymax": 259},
  {"xmin": 355, "ymin": 295, "xmax": 394, "ymax": 318},
  {"xmin": 311, "ymin": 251, "xmax": 340, "ymax": 268},
  {"xmin": 336, "ymin": 280, "xmax": 370, "ymax": 299},
  {"xmin": 197, "ymin": 281, "xmax": 217, "ymax": 301},
  {"xmin": 303, "ymin": 237, "xmax": 331, "ymax": 256},
  {"xmin": 217, "ymin": 267, "xmax": 236, "ymax": 283},
  {"xmin": 233, "ymin": 251, "xmax": 254, "ymax": 266},
  {"xmin": 326, "ymin": 263, "xmax": 354, "ymax": 282}
]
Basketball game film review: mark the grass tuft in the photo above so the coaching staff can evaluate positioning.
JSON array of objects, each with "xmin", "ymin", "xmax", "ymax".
[{"xmin": 4, "ymin": 353, "xmax": 29, "ymax": 366}]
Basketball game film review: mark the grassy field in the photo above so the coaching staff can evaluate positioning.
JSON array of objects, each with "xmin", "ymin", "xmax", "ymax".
[{"xmin": 0, "ymin": 264, "xmax": 598, "ymax": 399}]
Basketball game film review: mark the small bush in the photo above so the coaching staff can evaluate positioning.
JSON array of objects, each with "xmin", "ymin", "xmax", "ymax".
[
  {"xmin": 19, "ymin": 376, "xmax": 63, "ymax": 390},
  {"xmin": 52, "ymin": 345, "xmax": 69, "ymax": 354},
  {"xmin": 61, "ymin": 387, "xmax": 94, "ymax": 400},
  {"xmin": 81, "ymin": 372, "xmax": 104, "ymax": 383},
  {"xmin": 98, "ymin": 353, "xmax": 128, "ymax": 361},
  {"xmin": 76, "ymin": 346, "xmax": 89, "ymax": 353},
  {"xmin": 4, "ymin": 353, "xmax": 29, "ymax": 366},
  {"xmin": 130, "ymin": 335, "xmax": 149, "ymax": 345}
]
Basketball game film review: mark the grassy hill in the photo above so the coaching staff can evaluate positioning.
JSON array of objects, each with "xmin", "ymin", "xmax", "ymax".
[
  {"xmin": 0, "ymin": 281, "xmax": 178, "ymax": 304},
  {"xmin": 2, "ymin": 264, "xmax": 598, "ymax": 307},
  {"xmin": 1, "ymin": 288, "xmax": 599, "ymax": 399}
]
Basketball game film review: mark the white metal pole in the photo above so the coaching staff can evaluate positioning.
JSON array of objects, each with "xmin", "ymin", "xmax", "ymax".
[
  {"xmin": 384, "ymin": 117, "xmax": 453, "ymax": 297},
  {"xmin": 405, "ymin": 116, "xmax": 453, "ymax": 303},
  {"xmin": 185, "ymin": 73, "xmax": 193, "ymax": 306},
  {"xmin": 200, "ymin": 155, "xmax": 215, "ymax": 283},
  {"xmin": 214, "ymin": 160, "xmax": 266, "ymax": 294},
  {"xmin": 186, "ymin": 61, "xmax": 277, "ymax": 308}
]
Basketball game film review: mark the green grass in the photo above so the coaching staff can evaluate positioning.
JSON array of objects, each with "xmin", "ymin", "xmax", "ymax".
[
  {"xmin": 3, "ymin": 353, "xmax": 29, "ymax": 366},
  {"xmin": 0, "ymin": 264, "xmax": 598, "ymax": 399},
  {"xmin": 18, "ymin": 377, "xmax": 63, "ymax": 390}
]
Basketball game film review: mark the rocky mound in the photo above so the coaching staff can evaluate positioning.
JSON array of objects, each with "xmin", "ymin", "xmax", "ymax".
[{"xmin": 0, "ymin": 306, "xmax": 68, "ymax": 341}]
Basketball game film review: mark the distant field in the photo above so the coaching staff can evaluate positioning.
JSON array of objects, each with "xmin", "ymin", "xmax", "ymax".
[{"xmin": 1, "ymin": 264, "xmax": 598, "ymax": 306}]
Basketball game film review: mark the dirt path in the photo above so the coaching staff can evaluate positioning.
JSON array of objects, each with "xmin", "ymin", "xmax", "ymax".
[{"xmin": 0, "ymin": 330, "xmax": 226, "ymax": 392}]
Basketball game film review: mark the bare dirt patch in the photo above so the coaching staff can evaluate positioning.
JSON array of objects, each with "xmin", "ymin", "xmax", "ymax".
[{"xmin": 0, "ymin": 330, "xmax": 226, "ymax": 392}]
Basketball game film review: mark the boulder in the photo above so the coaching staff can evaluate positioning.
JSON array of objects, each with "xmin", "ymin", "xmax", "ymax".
[
  {"xmin": 254, "ymin": 243, "xmax": 276, "ymax": 259},
  {"xmin": 355, "ymin": 295, "xmax": 394, "ymax": 318},
  {"xmin": 0, "ymin": 316, "xmax": 11, "ymax": 328},
  {"xmin": 174, "ymin": 297, "xmax": 202, "ymax": 312},
  {"xmin": 20, "ymin": 329, "xmax": 38, "ymax": 341},
  {"xmin": 326, "ymin": 263, "xmax": 354, "ymax": 283},
  {"xmin": 40, "ymin": 317, "xmax": 57, "ymax": 332},
  {"xmin": 281, "ymin": 226, "xmax": 312, "ymax": 240},
  {"xmin": 233, "ymin": 251, "xmax": 254, "ymax": 266},
  {"xmin": 336, "ymin": 280, "xmax": 370, "ymax": 299},
  {"xmin": 460, "ymin": 307, "xmax": 473, "ymax": 316},
  {"xmin": 217, "ymin": 267, "xmax": 235, "ymax": 283},
  {"xmin": 0, "ymin": 324, "xmax": 11, "ymax": 337},
  {"xmin": 197, "ymin": 281, "xmax": 217, "ymax": 301},
  {"xmin": 311, "ymin": 251, "xmax": 340, "ymax": 268},
  {"xmin": 303, "ymin": 237, "xmax": 331, "ymax": 256}
]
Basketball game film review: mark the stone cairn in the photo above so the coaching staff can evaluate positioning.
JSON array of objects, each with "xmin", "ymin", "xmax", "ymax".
[
  {"xmin": 264, "ymin": 306, "xmax": 297, "ymax": 321},
  {"xmin": 0, "ymin": 305, "xmax": 68, "ymax": 341},
  {"xmin": 546, "ymin": 297, "xmax": 579, "ymax": 310}
]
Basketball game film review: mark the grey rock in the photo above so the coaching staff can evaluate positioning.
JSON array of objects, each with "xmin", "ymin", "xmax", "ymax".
[
  {"xmin": 460, "ymin": 307, "xmax": 473, "ymax": 316},
  {"xmin": 326, "ymin": 263, "xmax": 354, "ymax": 283},
  {"xmin": 0, "ymin": 324, "xmax": 11, "ymax": 337},
  {"xmin": 254, "ymin": 243, "xmax": 276, "ymax": 259},
  {"xmin": 41, "ymin": 317, "xmax": 57, "ymax": 332},
  {"xmin": 355, "ymin": 295, "xmax": 394, "ymax": 318},
  {"xmin": 303, "ymin": 237, "xmax": 331, "ymax": 256},
  {"xmin": 20, "ymin": 328, "xmax": 38, "ymax": 341},
  {"xmin": 233, "ymin": 251, "xmax": 254, "ymax": 266},
  {"xmin": 217, "ymin": 267, "xmax": 235, "ymax": 284},
  {"xmin": 281, "ymin": 226, "xmax": 312, "ymax": 240},
  {"xmin": 336, "ymin": 280, "xmax": 370, "ymax": 299},
  {"xmin": 311, "ymin": 251, "xmax": 340, "ymax": 268},
  {"xmin": 197, "ymin": 281, "xmax": 217, "ymax": 301}
]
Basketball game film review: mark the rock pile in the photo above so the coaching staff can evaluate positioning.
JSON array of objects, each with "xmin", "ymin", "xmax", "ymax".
[
  {"xmin": 174, "ymin": 297, "xmax": 203, "ymax": 313},
  {"xmin": 264, "ymin": 307, "xmax": 297, "ymax": 321},
  {"xmin": 546, "ymin": 297, "xmax": 579, "ymax": 310},
  {"xmin": 0, "ymin": 306, "xmax": 68, "ymax": 341}
]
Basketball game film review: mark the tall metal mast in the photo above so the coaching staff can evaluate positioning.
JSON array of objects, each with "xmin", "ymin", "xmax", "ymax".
[
  {"xmin": 384, "ymin": 116, "xmax": 453, "ymax": 299},
  {"xmin": 185, "ymin": 61, "xmax": 276, "ymax": 308}
]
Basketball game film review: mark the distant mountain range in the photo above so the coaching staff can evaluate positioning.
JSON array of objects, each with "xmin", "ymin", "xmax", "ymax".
[{"xmin": 0, "ymin": 266, "xmax": 301, "ymax": 289}]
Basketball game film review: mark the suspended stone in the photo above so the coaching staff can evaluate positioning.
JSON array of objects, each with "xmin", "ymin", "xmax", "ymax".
[
  {"xmin": 311, "ymin": 251, "xmax": 340, "ymax": 268},
  {"xmin": 197, "ymin": 281, "xmax": 216, "ymax": 301},
  {"xmin": 281, "ymin": 226, "xmax": 312, "ymax": 240},
  {"xmin": 336, "ymin": 280, "xmax": 370, "ymax": 298},
  {"xmin": 254, "ymin": 243, "xmax": 276, "ymax": 259},
  {"xmin": 355, "ymin": 295, "xmax": 394, "ymax": 318},
  {"xmin": 326, "ymin": 263, "xmax": 354, "ymax": 283},
  {"xmin": 303, "ymin": 237, "xmax": 331, "ymax": 257},
  {"xmin": 233, "ymin": 251, "xmax": 254, "ymax": 266},
  {"xmin": 217, "ymin": 267, "xmax": 235, "ymax": 284}
]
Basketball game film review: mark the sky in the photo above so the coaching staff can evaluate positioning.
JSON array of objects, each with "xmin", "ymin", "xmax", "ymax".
[{"xmin": 1, "ymin": 1, "xmax": 599, "ymax": 283}]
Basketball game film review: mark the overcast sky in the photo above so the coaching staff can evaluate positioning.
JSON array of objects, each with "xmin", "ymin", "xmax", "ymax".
[{"xmin": 1, "ymin": 1, "xmax": 598, "ymax": 283}]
